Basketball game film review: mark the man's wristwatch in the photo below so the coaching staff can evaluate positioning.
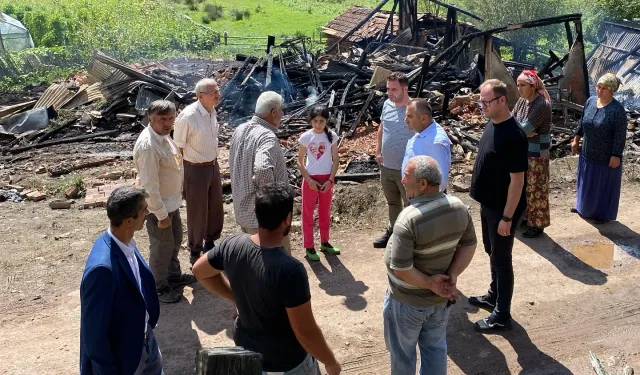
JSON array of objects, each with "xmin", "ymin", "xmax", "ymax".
[{"xmin": 502, "ymin": 215, "xmax": 512, "ymax": 222}]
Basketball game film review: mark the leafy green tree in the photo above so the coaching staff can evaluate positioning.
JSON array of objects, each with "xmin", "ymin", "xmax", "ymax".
[{"xmin": 597, "ymin": 0, "xmax": 640, "ymax": 21}]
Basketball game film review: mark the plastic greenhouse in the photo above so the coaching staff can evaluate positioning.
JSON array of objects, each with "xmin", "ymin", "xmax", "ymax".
[{"xmin": 0, "ymin": 13, "xmax": 34, "ymax": 54}]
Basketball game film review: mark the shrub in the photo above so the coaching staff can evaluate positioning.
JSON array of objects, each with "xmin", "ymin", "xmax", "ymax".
[
  {"xmin": 255, "ymin": 5, "xmax": 262, "ymax": 13},
  {"xmin": 242, "ymin": 9, "xmax": 251, "ymax": 19},
  {"xmin": 230, "ymin": 8, "xmax": 243, "ymax": 21},
  {"xmin": 204, "ymin": 3, "xmax": 223, "ymax": 21},
  {"xmin": 201, "ymin": 15, "xmax": 212, "ymax": 24}
]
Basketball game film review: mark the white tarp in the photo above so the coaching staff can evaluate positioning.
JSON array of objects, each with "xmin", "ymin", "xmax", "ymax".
[{"xmin": 0, "ymin": 13, "xmax": 34, "ymax": 53}]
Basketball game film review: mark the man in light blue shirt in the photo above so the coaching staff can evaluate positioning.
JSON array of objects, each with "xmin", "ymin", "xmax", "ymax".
[{"xmin": 402, "ymin": 99, "xmax": 451, "ymax": 192}]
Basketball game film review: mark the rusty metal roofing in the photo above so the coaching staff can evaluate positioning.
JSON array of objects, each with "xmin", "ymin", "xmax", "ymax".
[
  {"xmin": 588, "ymin": 21, "xmax": 640, "ymax": 99},
  {"xmin": 34, "ymin": 83, "xmax": 76, "ymax": 110},
  {"xmin": 323, "ymin": 6, "xmax": 401, "ymax": 42}
]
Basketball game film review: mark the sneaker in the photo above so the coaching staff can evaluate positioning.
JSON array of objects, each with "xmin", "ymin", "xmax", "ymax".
[
  {"xmin": 204, "ymin": 241, "xmax": 215, "ymax": 252},
  {"xmin": 373, "ymin": 229, "xmax": 391, "ymax": 249},
  {"xmin": 189, "ymin": 251, "xmax": 201, "ymax": 265},
  {"xmin": 474, "ymin": 314, "xmax": 513, "ymax": 333},
  {"xmin": 167, "ymin": 273, "xmax": 196, "ymax": 288},
  {"xmin": 306, "ymin": 248, "xmax": 320, "ymax": 261},
  {"xmin": 320, "ymin": 242, "xmax": 341, "ymax": 255},
  {"xmin": 157, "ymin": 286, "xmax": 181, "ymax": 303},
  {"xmin": 468, "ymin": 294, "xmax": 496, "ymax": 310},
  {"xmin": 522, "ymin": 227, "xmax": 543, "ymax": 238}
]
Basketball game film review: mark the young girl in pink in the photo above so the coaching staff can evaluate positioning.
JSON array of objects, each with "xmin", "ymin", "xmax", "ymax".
[{"xmin": 297, "ymin": 106, "xmax": 340, "ymax": 261}]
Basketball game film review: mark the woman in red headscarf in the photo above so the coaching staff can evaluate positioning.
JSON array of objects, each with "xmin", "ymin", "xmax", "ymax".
[{"xmin": 513, "ymin": 70, "xmax": 552, "ymax": 238}]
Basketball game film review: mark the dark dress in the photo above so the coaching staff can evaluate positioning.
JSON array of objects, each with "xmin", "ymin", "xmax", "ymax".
[{"xmin": 575, "ymin": 96, "xmax": 627, "ymax": 220}]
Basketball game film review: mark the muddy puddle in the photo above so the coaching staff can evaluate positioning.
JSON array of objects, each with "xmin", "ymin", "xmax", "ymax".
[{"xmin": 571, "ymin": 241, "xmax": 640, "ymax": 268}]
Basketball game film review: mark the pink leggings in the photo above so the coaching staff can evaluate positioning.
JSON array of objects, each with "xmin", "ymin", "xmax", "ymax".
[{"xmin": 301, "ymin": 174, "xmax": 333, "ymax": 249}]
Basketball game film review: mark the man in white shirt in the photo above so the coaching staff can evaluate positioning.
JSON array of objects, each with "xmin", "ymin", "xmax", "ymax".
[
  {"xmin": 134, "ymin": 100, "xmax": 195, "ymax": 304},
  {"xmin": 173, "ymin": 79, "xmax": 224, "ymax": 265}
]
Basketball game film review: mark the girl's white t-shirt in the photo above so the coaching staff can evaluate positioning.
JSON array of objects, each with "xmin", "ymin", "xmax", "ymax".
[{"xmin": 299, "ymin": 129, "xmax": 338, "ymax": 175}]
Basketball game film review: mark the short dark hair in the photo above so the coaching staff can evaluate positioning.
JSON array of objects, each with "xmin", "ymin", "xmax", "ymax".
[
  {"xmin": 409, "ymin": 98, "xmax": 432, "ymax": 117},
  {"xmin": 106, "ymin": 186, "xmax": 149, "ymax": 227},
  {"xmin": 255, "ymin": 182, "xmax": 294, "ymax": 231},
  {"xmin": 480, "ymin": 79, "xmax": 508, "ymax": 99},
  {"xmin": 147, "ymin": 100, "xmax": 176, "ymax": 117},
  {"xmin": 387, "ymin": 72, "xmax": 409, "ymax": 87}
]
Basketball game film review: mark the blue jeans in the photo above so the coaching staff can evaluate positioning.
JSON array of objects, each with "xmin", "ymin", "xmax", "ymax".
[
  {"xmin": 262, "ymin": 354, "xmax": 320, "ymax": 375},
  {"xmin": 383, "ymin": 292, "xmax": 450, "ymax": 375}
]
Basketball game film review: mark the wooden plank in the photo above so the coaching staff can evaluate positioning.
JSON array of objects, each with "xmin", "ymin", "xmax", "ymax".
[
  {"xmin": 0, "ymin": 100, "xmax": 36, "ymax": 119},
  {"xmin": 348, "ymin": 90, "xmax": 375, "ymax": 137},
  {"xmin": 7, "ymin": 130, "xmax": 120, "ymax": 154}
]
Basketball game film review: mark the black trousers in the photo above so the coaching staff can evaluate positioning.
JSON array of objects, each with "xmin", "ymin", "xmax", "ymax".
[{"xmin": 480, "ymin": 204, "xmax": 523, "ymax": 321}]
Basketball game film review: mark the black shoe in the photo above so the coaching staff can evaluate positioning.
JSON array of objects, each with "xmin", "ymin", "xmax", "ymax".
[
  {"xmin": 204, "ymin": 241, "xmax": 215, "ymax": 252},
  {"xmin": 468, "ymin": 294, "xmax": 496, "ymax": 311},
  {"xmin": 474, "ymin": 314, "xmax": 512, "ymax": 333},
  {"xmin": 167, "ymin": 273, "xmax": 196, "ymax": 288},
  {"xmin": 522, "ymin": 227, "xmax": 543, "ymax": 238},
  {"xmin": 157, "ymin": 286, "xmax": 181, "ymax": 303},
  {"xmin": 373, "ymin": 230, "xmax": 391, "ymax": 248},
  {"xmin": 190, "ymin": 251, "xmax": 202, "ymax": 265},
  {"xmin": 570, "ymin": 208, "xmax": 579, "ymax": 214},
  {"xmin": 592, "ymin": 218, "xmax": 609, "ymax": 224}
]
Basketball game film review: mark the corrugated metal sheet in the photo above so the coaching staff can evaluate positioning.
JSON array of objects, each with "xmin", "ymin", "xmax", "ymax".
[
  {"xmin": 86, "ymin": 59, "xmax": 115, "ymax": 85},
  {"xmin": 34, "ymin": 83, "xmax": 76, "ymax": 110},
  {"xmin": 61, "ymin": 83, "xmax": 104, "ymax": 109},
  {"xmin": 588, "ymin": 21, "xmax": 640, "ymax": 98}
]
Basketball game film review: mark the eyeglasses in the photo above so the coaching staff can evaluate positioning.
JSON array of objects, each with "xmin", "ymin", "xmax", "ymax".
[
  {"xmin": 203, "ymin": 89, "xmax": 220, "ymax": 95},
  {"xmin": 476, "ymin": 96, "xmax": 503, "ymax": 108}
]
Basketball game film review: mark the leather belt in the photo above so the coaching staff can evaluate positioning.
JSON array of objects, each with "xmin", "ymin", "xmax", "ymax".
[{"xmin": 184, "ymin": 159, "xmax": 217, "ymax": 167}]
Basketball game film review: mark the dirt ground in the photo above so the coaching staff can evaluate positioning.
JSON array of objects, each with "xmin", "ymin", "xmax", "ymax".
[{"xmin": 1, "ymin": 156, "xmax": 640, "ymax": 375}]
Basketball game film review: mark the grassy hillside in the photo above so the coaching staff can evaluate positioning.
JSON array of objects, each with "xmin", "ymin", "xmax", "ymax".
[{"xmin": 167, "ymin": 0, "xmax": 388, "ymax": 37}]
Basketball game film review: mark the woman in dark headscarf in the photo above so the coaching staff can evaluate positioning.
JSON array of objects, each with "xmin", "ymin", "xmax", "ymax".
[
  {"xmin": 513, "ymin": 70, "xmax": 552, "ymax": 238},
  {"xmin": 571, "ymin": 73, "xmax": 627, "ymax": 224}
]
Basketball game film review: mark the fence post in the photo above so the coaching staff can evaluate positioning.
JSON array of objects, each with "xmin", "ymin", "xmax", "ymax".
[
  {"xmin": 224, "ymin": 31, "xmax": 228, "ymax": 46},
  {"xmin": 196, "ymin": 347, "xmax": 262, "ymax": 375},
  {"xmin": 266, "ymin": 35, "xmax": 276, "ymax": 54}
]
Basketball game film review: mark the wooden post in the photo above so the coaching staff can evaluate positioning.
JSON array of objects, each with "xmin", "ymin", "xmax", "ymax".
[
  {"xmin": 564, "ymin": 21, "xmax": 573, "ymax": 50},
  {"xmin": 224, "ymin": 31, "xmax": 228, "ymax": 46},
  {"xmin": 266, "ymin": 35, "xmax": 275, "ymax": 54},
  {"xmin": 573, "ymin": 20, "xmax": 591, "ymax": 101},
  {"xmin": 196, "ymin": 347, "xmax": 262, "ymax": 375}
]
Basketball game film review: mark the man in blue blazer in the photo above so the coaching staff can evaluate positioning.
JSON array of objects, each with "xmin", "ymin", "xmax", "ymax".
[{"xmin": 80, "ymin": 186, "xmax": 163, "ymax": 375}]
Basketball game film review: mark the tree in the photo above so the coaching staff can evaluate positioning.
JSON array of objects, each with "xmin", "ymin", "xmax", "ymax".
[
  {"xmin": 461, "ymin": 0, "xmax": 567, "ymax": 61},
  {"xmin": 597, "ymin": 0, "xmax": 640, "ymax": 21}
]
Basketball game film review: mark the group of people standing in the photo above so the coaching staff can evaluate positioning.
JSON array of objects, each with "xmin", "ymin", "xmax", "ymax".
[
  {"xmin": 377, "ymin": 71, "xmax": 628, "ymax": 373},
  {"xmin": 78, "ymin": 66, "xmax": 628, "ymax": 375}
]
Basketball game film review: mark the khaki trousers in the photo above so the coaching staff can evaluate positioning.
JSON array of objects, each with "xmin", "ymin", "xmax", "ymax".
[{"xmin": 380, "ymin": 165, "xmax": 408, "ymax": 232}]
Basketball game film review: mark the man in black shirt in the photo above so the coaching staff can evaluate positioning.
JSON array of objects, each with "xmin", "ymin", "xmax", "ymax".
[
  {"xmin": 469, "ymin": 79, "xmax": 528, "ymax": 333},
  {"xmin": 192, "ymin": 182, "xmax": 341, "ymax": 375}
]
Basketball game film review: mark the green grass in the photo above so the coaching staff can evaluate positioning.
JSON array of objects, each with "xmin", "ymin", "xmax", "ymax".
[{"xmin": 168, "ymin": 0, "xmax": 387, "ymax": 38}]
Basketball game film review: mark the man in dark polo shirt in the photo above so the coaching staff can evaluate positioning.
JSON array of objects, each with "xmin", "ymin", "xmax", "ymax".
[
  {"xmin": 384, "ymin": 155, "xmax": 477, "ymax": 375},
  {"xmin": 192, "ymin": 182, "xmax": 341, "ymax": 375},
  {"xmin": 469, "ymin": 79, "xmax": 528, "ymax": 333}
]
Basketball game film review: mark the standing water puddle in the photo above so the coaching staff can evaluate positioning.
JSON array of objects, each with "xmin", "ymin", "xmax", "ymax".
[
  {"xmin": 571, "ymin": 242, "xmax": 615, "ymax": 268},
  {"xmin": 571, "ymin": 240, "xmax": 640, "ymax": 268}
]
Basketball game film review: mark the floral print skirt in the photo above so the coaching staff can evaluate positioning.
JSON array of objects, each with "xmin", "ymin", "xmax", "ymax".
[{"xmin": 524, "ymin": 156, "xmax": 551, "ymax": 229}]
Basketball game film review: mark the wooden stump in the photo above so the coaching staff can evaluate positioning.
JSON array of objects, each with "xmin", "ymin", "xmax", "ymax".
[{"xmin": 195, "ymin": 347, "xmax": 262, "ymax": 375}]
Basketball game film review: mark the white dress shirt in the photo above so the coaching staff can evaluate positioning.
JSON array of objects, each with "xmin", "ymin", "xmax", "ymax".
[
  {"xmin": 107, "ymin": 229, "xmax": 148, "ymax": 333},
  {"xmin": 133, "ymin": 126, "xmax": 183, "ymax": 221},
  {"xmin": 173, "ymin": 100, "xmax": 219, "ymax": 163}
]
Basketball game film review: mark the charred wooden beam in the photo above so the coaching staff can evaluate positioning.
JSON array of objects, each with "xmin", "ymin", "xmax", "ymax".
[
  {"xmin": 427, "ymin": 0, "xmax": 483, "ymax": 21},
  {"xmin": 335, "ymin": 75, "xmax": 357, "ymax": 135},
  {"xmin": 7, "ymin": 130, "xmax": 120, "ymax": 154},
  {"xmin": 348, "ymin": 91, "xmax": 376, "ymax": 137}
]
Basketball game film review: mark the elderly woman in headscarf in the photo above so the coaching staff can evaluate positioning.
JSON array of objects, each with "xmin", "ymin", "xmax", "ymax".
[
  {"xmin": 513, "ymin": 70, "xmax": 552, "ymax": 238},
  {"xmin": 571, "ymin": 73, "xmax": 627, "ymax": 224}
]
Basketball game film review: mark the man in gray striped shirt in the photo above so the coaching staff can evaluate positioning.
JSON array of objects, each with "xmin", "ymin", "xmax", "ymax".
[{"xmin": 383, "ymin": 155, "xmax": 477, "ymax": 375}]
